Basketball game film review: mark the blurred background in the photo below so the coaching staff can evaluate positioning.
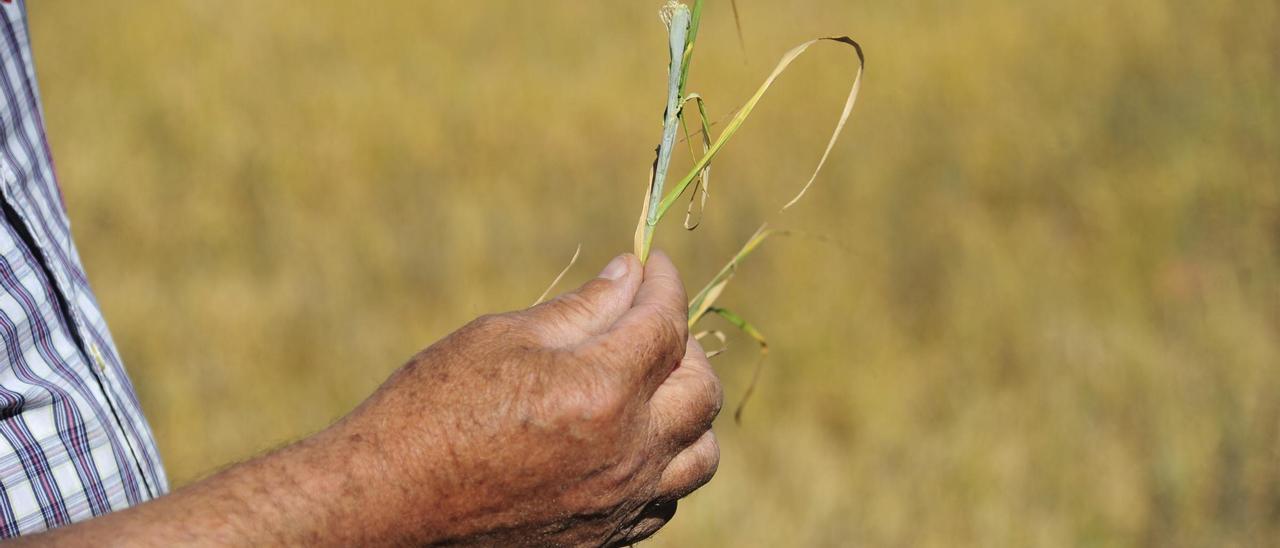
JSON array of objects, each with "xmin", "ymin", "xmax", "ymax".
[{"xmin": 30, "ymin": 1, "xmax": 1279, "ymax": 546}]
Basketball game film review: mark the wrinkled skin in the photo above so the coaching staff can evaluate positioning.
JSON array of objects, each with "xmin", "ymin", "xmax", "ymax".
[
  {"xmin": 340, "ymin": 251, "xmax": 723, "ymax": 546},
  {"xmin": 22, "ymin": 251, "xmax": 722, "ymax": 547}
]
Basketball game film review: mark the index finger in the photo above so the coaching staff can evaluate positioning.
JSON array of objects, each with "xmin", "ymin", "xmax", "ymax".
[{"xmin": 588, "ymin": 250, "xmax": 689, "ymax": 397}]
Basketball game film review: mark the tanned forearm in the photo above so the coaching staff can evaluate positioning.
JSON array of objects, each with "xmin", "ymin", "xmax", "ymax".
[
  {"xmin": 13, "ymin": 425, "xmax": 420, "ymax": 547},
  {"xmin": 7, "ymin": 253, "xmax": 722, "ymax": 546}
]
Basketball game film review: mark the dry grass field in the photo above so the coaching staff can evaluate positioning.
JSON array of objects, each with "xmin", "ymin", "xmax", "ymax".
[{"xmin": 29, "ymin": 1, "xmax": 1280, "ymax": 546}]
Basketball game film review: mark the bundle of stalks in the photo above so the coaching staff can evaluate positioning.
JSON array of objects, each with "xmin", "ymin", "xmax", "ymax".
[{"xmin": 546, "ymin": 0, "xmax": 864, "ymax": 421}]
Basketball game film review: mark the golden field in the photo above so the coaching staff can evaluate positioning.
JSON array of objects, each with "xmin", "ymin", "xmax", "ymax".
[{"xmin": 30, "ymin": 1, "xmax": 1279, "ymax": 546}]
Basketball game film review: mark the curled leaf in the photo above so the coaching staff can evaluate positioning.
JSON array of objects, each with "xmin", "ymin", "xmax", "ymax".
[
  {"xmin": 678, "ymin": 93, "xmax": 714, "ymax": 230},
  {"xmin": 694, "ymin": 329, "xmax": 729, "ymax": 359},
  {"xmin": 655, "ymin": 37, "xmax": 866, "ymax": 221}
]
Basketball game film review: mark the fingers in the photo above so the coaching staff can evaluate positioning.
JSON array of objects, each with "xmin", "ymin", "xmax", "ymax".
[
  {"xmin": 654, "ymin": 337, "xmax": 721, "ymax": 498},
  {"xmin": 649, "ymin": 338, "xmax": 723, "ymax": 447},
  {"xmin": 655, "ymin": 430, "xmax": 719, "ymax": 502},
  {"xmin": 594, "ymin": 250, "xmax": 690, "ymax": 395},
  {"xmin": 523, "ymin": 254, "xmax": 643, "ymax": 347}
]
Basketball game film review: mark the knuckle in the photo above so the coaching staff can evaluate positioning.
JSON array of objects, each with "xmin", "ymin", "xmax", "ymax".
[
  {"xmin": 552, "ymin": 371, "xmax": 630, "ymax": 433},
  {"xmin": 700, "ymin": 437, "xmax": 721, "ymax": 479},
  {"xmin": 664, "ymin": 436, "xmax": 720, "ymax": 500},
  {"xmin": 703, "ymin": 373, "xmax": 725, "ymax": 424},
  {"xmin": 464, "ymin": 312, "xmax": 541, "ymax": 349},
  {"xmin": 645, "ymin": 311, "xmax": 687, "ymax": 364},
  {"xmin": 529, "ymin": 291, "xmax": 602, "ymax": 346},
  {"xmin": 654, "ymin": 272, "xmax": 688, "ymax": 313},
  {"xmin": 666, "ymin": 304, "xmax": 690, "ymax": 343},
  {"xmin": 551, "ymin": 291, "xmax": 595, "ymax": 322}
]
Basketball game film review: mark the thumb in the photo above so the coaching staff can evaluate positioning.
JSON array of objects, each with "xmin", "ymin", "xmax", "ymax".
[{"xmin": 523, "ymin": 253, "xmax": 643, "ymax": 347}]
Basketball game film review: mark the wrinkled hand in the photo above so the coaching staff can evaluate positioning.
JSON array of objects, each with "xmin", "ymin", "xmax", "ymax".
[{"xmin": 335, "ymin": 251, "xmax": 723, "ymax": 546}]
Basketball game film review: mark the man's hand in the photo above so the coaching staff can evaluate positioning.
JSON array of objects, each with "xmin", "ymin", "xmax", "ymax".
[
  {"xmin": 340, "ymin": 250, "xmax": 722, "ymax": 545},
  {"xmin": 20, "ymin": 251, "xmax": 722, "ymax": 547}
]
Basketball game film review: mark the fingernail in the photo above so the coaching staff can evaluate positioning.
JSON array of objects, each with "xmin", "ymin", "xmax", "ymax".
[{"xmin": 598, "ymin": 254, "xmax": 629, "ymax": 280}]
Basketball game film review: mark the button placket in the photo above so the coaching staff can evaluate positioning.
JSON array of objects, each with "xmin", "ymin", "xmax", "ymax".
[{"xmin": 2, "ymin": 159, "xmax": 112, "ymax": 384}]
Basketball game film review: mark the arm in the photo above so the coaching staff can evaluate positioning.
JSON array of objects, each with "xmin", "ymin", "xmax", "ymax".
[{"xmin": 13, "ymin": 251, "xmax": 721, "ymax": 547}]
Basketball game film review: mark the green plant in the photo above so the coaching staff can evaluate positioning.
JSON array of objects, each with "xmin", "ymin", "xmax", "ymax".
[
  {"xmin": 538, "ymin": 1, "xmax": 864, "ymax": 419},
  {"xmin": 636, "ymin": 0, "xmax": 864, "ymax": 419}
]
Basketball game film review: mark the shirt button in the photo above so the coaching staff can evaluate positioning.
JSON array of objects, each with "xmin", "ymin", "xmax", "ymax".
[{"xmin": 89, "ymin": 343, "xmax": 108, "ymax": 373}]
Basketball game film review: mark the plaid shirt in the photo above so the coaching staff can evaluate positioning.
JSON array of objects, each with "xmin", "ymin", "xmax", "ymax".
[{"xmin": 0, "ymin": 1, "xmax": 168, "ymax": 537}]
